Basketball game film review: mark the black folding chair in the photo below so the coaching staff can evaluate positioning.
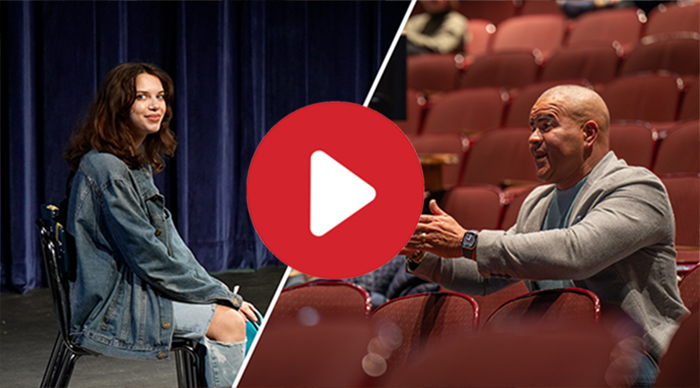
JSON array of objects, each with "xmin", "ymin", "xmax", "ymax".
[{"xmin": 36, "ymin": 204, "xmax": 206, "ymax": 388}]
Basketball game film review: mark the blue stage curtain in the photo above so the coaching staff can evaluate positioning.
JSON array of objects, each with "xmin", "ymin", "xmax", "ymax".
[{"xmin": 0, "ymin": 1, "xmax": 408, "ymax": 293}]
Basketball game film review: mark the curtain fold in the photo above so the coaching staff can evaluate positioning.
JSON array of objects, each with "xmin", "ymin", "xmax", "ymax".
[{"xmin": 1, "ymin": 1, "xmax": 408, "ymax": 293}]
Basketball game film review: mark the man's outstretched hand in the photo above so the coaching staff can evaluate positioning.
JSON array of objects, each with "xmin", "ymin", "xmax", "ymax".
[{"xmin": 404, "ymin": 199, "xmax": 467, "ymax": 259}]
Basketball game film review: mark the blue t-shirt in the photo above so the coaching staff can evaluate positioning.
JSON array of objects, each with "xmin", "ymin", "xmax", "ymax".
[{"xmin": 532, "ymin": 176, "xmax": 588, "ymax": 290}]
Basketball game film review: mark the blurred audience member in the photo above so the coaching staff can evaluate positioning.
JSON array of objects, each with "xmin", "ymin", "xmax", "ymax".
[{"xmin": 405, "ymin": 0, "xmax": 468, "ymax": 55}]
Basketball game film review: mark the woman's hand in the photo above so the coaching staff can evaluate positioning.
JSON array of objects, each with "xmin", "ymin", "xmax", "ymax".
[{"xmin": 238, "ymin": 301, "xmax": 259, "ymax": 323}]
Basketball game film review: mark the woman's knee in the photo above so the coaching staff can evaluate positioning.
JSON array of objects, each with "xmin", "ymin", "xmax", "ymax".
[{"xmin": 206, "ymin": 305, "xmax": 246, "ymax": 343}]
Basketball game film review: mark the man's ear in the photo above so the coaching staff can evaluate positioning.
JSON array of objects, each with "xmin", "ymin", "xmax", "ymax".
[{"xmin": 583, "ymin": 120, "xmax": 599, "ymax": 146}]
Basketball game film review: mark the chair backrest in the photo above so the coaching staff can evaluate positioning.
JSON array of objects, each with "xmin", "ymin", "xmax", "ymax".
[
  {"xmin": 483, "ymin": 287, "xmax": 601, "ymax": 330},
  {"xmin": 406, "ymin": 54, "xmax": 461, "ymax": 93},
  {"xmin": 387, "ymin": 321, "xmax": 615, "ymax": 387},
  {"xmin": 679, "ymin": 263, "xmax": 700, "ymax": 312},
  {"xmin": 540, "ymin": 47, "xmax": 621, "ymax": 85},
  {"xmin": 679, "ymin": 76, "xmax": 699, "ymax": 121},
  {"xmin": 621, "ymin": 34, "xmax": 700, "ymax": 78},
  {"xmin": 371, "ymin": 292, "xmax": 479, "ymax": 368},
  {"xmin": 440, "ymin": 185, "xmax": 504, "ymax": 231},
  {"xmin": 567, "ymin": 7, "xmax": 644, "ymax": 54},
  {"xmin": 272, "ymin": 280, "xmax": 373, "ymax": 321},
  {"xmin": 238, "ymin": 315, "xmax": 376, "ymax": 386},
  {"xmin": 465, "ymin": 19, "xmax": 495, "ymax": 57},
  {"xmin": 500, "ymin": 184, "xmax": 541, "ymax": 231},
  {"xmin": 660, "ymin": 174, "xmax": 700, "ymax": 249},
  {"xmin": 609, "ymin": 121, "xmax": 659, "ymax": 168},
  {"xmin": 460, "ymin": 127, "xmax": 538, "ymax": 187},
  {"xmin": 470, "ymin": 281, "xmax": 529, "ymax": 328},
  {"xmin": 36, "ymin": 204, "xmax": 76, "ymax": 350},
  {"xmin": 600, "ymin": 73, "xmax": 683, "ymax": 123},
  {"xmin": 455, "ymin": 1, "xmax": 517, "ymax": 25},
  {"xmin": 461, "ymin": 52, "xmax": 540, "ymax": 90},
  {"xmin": 490, "ymin": 14, "xmax": 566, "ymax": 60},
  {"xmin": 518, "ymin": 0, "xmax": 564, "ymax": 16},
  {"xmin": 421, "ymin": 87, "xmax": 507, "ymax": 136},
  {"xmin": 654, "ymin": 309, "xmax": 699, "ymax": 388},
  {"xmin": 393, "ymin": 88, "xmax": 426, "ymax": 136},
  {"xmin": 654, "ymin": 121, "xmax": 700, "ymax": 174},
  {"xmin": 409, "ymin": 132, "xmax": 468, "ymax": 190},
  {"xmin": 644, "ymin": 2, "xmax": 700, "ymax": 37}
]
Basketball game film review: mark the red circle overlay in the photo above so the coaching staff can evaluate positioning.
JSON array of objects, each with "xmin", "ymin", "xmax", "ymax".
[{"xmin": 247, "ymin": 102, "xmax": 424, "ymax": 279}]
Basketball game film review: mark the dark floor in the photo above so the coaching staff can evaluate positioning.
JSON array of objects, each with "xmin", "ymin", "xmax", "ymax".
[{"xmin": 0, "ymin": 265, "xmax": 287, "ymax": 388}]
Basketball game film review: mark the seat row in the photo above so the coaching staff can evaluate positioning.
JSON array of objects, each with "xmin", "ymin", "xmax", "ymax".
[
  {"xmin": 409, "ymin": 33, "xmax": 699, "ymax": 93},
  {"xmin": 241, "ymin": 273, "xmax": 699, "ymax": 386},
  {"xmin": 400, "ymin": 74, "xmax": 698, "ymax": 138},
  {"xmin": 415, "ymin": 0, "xmax": 699, "ymax": 31},
  {"xmin": 408, "ymin": 3, "xmax": 700, "ymax": 93},
  {"xmin": 399, "ymin": 75, "xmax": 698, "ymax": 192}
]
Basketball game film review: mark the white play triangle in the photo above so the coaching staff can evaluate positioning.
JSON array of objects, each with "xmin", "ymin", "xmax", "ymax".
[{"xmin": 310, "ymin": 150, "xmax": 376, "ymax": 237}]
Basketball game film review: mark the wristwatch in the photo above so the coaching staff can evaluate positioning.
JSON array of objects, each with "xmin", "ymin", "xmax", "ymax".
[{"xmin": 461, "ymin": 230, "xmax": 479, "ymax": 260}]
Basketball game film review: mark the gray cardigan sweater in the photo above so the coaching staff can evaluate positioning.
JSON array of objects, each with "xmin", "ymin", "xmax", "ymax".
[{"xmin": 410, "ymin": 152, "xmax": 688, "ymax": 359}]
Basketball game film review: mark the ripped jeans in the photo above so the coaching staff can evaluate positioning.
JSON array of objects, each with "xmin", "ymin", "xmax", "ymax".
[{"xmin": 172, "ymin": 301, "xmax": 246, "ymax": 387}]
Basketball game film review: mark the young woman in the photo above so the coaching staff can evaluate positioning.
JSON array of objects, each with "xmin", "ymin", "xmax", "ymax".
[{"xmin": 63, "ymin": 62, "xmax": 257, "ymax": 387}]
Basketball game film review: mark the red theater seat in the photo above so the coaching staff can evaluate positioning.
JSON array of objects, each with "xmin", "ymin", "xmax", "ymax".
[
  {"xmin": 490, "ymin": 14, "xmax": 566, "ymax": 61},
  {"xmin": 679, "ymin": 264, "xmax": 699, "ymax": 311},
  {"xmin": 371, "ymin": 292, "xmax": 479, "ymax": 370},
  {"xmin": 518, "ymin": 0, "xmax": 564, "ymax": 16},
  {"xmin": 621, "ymin": 34, "xmax": 700, "ymax": 78},
  {"xmin": 500, "ymin": 184, "xmax": 541, "ymax": 231},
  {"xmin": 654, "ymin": 121, "xmax": 700, "ymax": 174},
  {"xmin": 644, "ymin": 2, "xmax": 700, "ymax": 37},
  {"xmin": 393, "ymin": 88, "xmax": 426, "ymax": 136},
  {"xmin": 387, "ymin": 323, "xmax": 617, "ymax": 387},
  {"xmin": 409, "ymin": 132, "xmax": 468, "ymax": 190},
  {"xmin": 470, "ymin": 281, "xmax": 529, "ymax": 329},
  {"xmin": 239, "ymin": 316, "xmax": 375, "ymax": 387},
  {"xmin": 540, "ymin": 47, "xmax": 621, "ymax": 85},
  {"xmin": 440, "ymin": 185, "xmax": 504, "ymax": 231},
  {"xmin": 600, "ymin": 73, "xmax": 683, "ymax": 124},
  {"xmin": 459, "ymin": 127, "xmax": 538, "ymax": 189},
  {"xmin": 461, "ymin": 52, "xmax": 540, "ymax": 90},
  {"xmin": 271, "ymin": 281, "xmax": 373, "ymax": 320},
  {"xmin": 679, "ymin": 76, "xmax": 699, "ymax": 121},
  {"xmin": 420, "ymin": 87, "xmax": 507, "ymax": 137},
  {"xmin": 462, "ymin": 18, "xmax": 496, "ymax": 65},
  {"xmin": 406, "ymin": 54, "xmax": 461, "ymax": 93},
  {"xmin": 608, "ymin": 121, "xmax": 658, "ymax": 168},
  {"xmin": 455, "ymin": 1, "xmax": 517, "ymax": 25},
  {"xmin": 654, "ymin": 310, "xmax": 700, "ymax": 388},
  {"xmin": 660, "ymin": 174, "xmax": 700, "ymax": 273},
  {"xmin": 566, "ymin": 7, "xmax": 644, "ymax": 54},
  {"xmin": 483, "ymin": 288, "xmax": 601, "ymax": 329}
]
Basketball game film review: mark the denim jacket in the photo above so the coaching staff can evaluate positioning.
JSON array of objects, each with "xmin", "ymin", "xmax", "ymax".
[{"xmin": 66, "ymin": 150, "xmax": 242, "ymax": 360}]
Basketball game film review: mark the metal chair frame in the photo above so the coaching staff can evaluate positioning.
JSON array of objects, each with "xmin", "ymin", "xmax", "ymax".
[{"xmin": 36, "ymin": 205, "xmax": 205, "ymax": 388}]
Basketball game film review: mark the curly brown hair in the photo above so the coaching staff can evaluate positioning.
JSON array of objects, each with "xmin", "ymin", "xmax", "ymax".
[{"xmin": 64, "ymin": 62, "xmax": 177, "ymax": 173}]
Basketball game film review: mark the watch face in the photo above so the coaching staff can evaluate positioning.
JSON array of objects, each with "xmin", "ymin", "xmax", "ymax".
[{"xmin": 462, "ymin": 231, "xmax": 477, "ymax": 249}]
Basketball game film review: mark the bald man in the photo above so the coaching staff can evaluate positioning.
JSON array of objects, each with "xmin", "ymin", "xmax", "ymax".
[{"xmin": 404, "ymin": 85, "xmax": 688, "ymax": 386}]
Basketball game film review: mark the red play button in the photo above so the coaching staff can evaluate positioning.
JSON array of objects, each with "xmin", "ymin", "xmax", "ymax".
[{"xmin": 247, "ymin": 102, "xmax": 424, "ymax": 279}]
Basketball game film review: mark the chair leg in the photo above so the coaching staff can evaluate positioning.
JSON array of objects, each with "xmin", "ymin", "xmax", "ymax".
[
  {"xmin": 41, "ymin": 335, "xmax": 65, "ymax": 388},
  {"xmin": 54, "ymin": 352, "xmax": 80, "ymax": 388},
  {"xmin": 175, "ymin": 348, "xmax": 198, "ymax": 388},
  {"xmin": 41, "ymin": 335, "xmax": 80, "ymax": 388}
]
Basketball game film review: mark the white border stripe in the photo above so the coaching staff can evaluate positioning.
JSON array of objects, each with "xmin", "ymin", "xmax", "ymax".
[{"xmin": 362, "ymin": 0, "xmax": 418, "ymax": 107}]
